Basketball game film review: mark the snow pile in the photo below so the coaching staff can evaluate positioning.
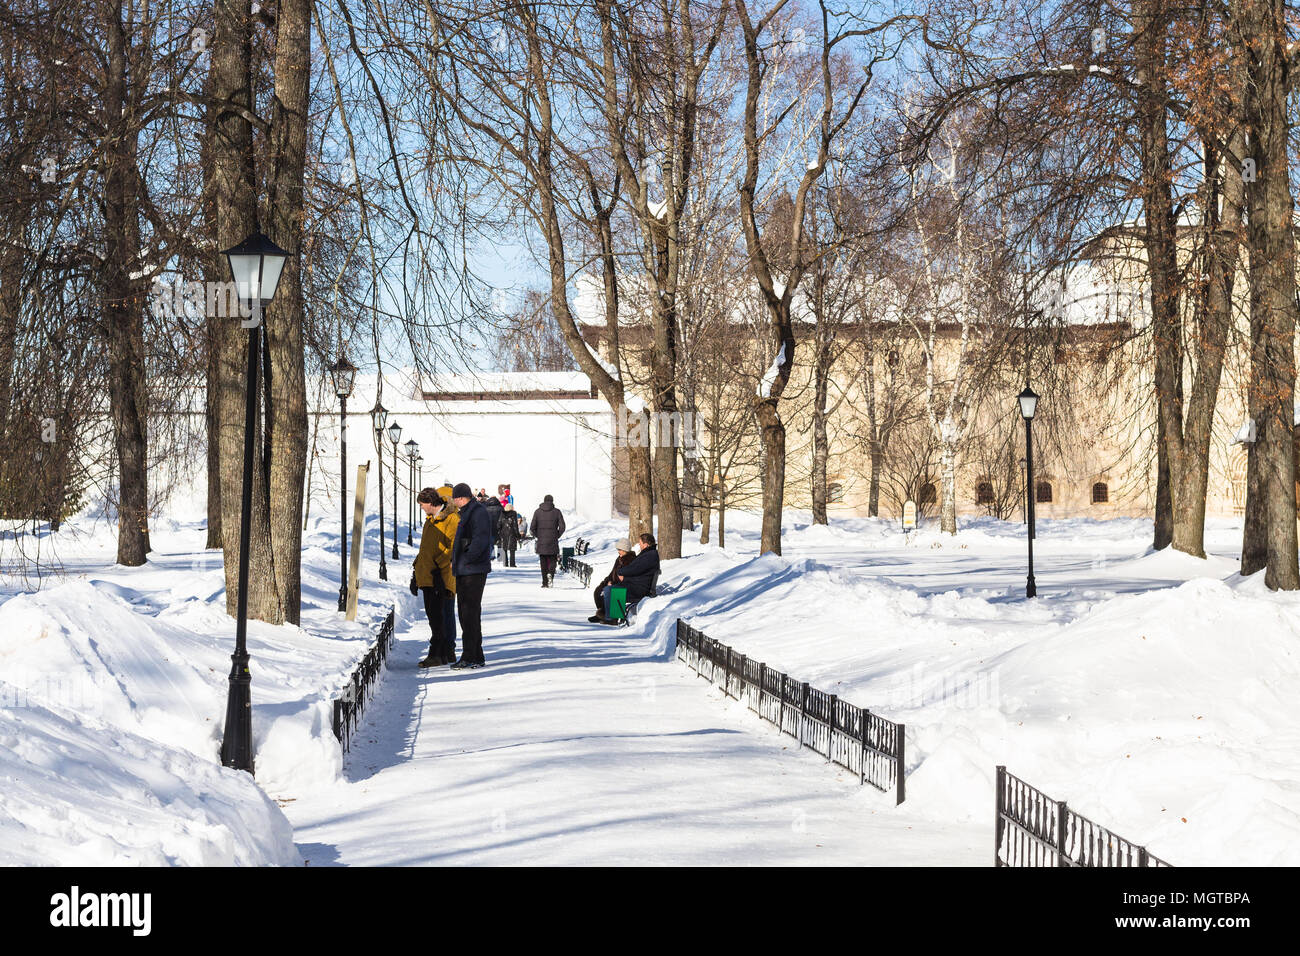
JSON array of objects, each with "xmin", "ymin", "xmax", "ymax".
[
  {"xmin": 580, "ymin": 512, "xmax": 1300, "ymax": 866},
  {"xmin": 0, "ymin": 518, "xmax": 410, "ymax": 865}
]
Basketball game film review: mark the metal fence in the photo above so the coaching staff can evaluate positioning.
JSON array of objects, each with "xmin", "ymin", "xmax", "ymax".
[
  {"xmin": 995, "ymin": 765, "xmax": 1173, "ymax": 867},
  {"xmin": 331, "ymin": 607, "xmax": 396, "ymax": 753},
  {"xmin": 559, "ymin": 554, "xmax": 593, "ymax": 587},
  {"xmin": 675, "ymin": 619, "xmax": 906, "ymax": 804}
]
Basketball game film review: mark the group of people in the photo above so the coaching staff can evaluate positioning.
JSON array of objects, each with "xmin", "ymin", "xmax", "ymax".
[
  {"xmin": 408, "ymin": 484, "xmax": 590, "ymax": 668},
  {"xmin": 588, "ymin": 533, "xmax": 659, "ymax": 626}
]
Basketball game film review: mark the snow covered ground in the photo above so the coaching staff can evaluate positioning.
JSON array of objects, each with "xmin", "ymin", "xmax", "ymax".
[{"xmin": 3, "ymin": 502, "xmax": 1296, "ymax": 866}]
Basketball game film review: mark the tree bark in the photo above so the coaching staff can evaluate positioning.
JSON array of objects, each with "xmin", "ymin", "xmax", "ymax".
[
  {"xmin": 265, "ymin": 0, "xmax": 312, "ymax": 624},
  {"xmin": 102, "ymin": 0, "xmax": 150, "ymax": 566},
  {"xmin": 1237, "ymin": 0, "xmax": 1299, "ymax": 589},
  {"xmin": 213, "ymin": 0, "xmax": 279, "ymax": 620}
]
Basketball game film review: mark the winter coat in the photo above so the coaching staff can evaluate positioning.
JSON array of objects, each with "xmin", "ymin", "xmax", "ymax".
[
  {"xmin": 429, "ymin": 489, "xmax": 459, "ymax": 593},
  {"xmin": 485, "ymin": 497, "xmax": 505, "ymax": 538},
  {"xmin": 498, "ymin": 511, "xmax": 523, "ymax": 548},
  {"xmin": 452, "ymin": 496, "xmax": 493, "ymax": 576},
  {"xmin": 599, "ymin": 551, "xmax": 637, "ymax": 589},
  {"xmin": 529, "ymin": 501, "xmax": 566, "ymax": 556},
  {"xmin": 413, "ymin": 514, "xmax": 439, "ymax": 589},
  {"xmin": 616, "ymin": 545, "xmax": 659, "ymax": 600}
]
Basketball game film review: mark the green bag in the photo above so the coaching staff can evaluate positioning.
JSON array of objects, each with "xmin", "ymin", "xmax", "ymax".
[
  {"xmin": 608, "ymin": 586, "xmax": 628, "ymax": 621},
  {"xmin": 562, "ymin": 546, "xmax": 575, "ymax": 559}
]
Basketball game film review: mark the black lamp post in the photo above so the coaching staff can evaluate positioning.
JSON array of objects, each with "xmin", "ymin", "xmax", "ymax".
[
  {"xmin": 404, "ymin": 439, "xmax": 419, "ymax": 545},
  {"xmin": 371, "ymin": 402, "xmax": 388, "ymax": 581},
  {"xmin": 328, "ymin": 357, "xmax": 357, "ymax": 611},
  {"xmin": 1019, "ymin": 386, "xmax": 1039, "ymax": 599},
  {"xmin": 387, "ymin": 420, "xmax": 402, "ymax": 559},
  {"xmin": 219, "ymin": 229, "xmax": 290, "ymax": 774}
]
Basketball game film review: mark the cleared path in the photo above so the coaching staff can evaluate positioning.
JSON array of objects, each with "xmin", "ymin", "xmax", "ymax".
[{"xmin": 285, "ymin": 554, "xmax": 984, "ymax": 865}]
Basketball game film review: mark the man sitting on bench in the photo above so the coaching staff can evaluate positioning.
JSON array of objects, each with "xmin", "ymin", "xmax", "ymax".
[
  {"xmin": 598, "ymin": 532, "xmax": 660, "ymax": 625},
  {"xmin": 588, "ymin": 538, "xmax": 636, "ymax": 624}
]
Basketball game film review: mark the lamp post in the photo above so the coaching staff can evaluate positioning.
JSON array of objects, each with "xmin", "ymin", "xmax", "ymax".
[
  {"xmin": 387, "ymin": 420, "xmax": 402, "ymax": 559},
  {"xmin": 371, "ymin": 402, "xmax": 388, "ymax": 581},
  {"xmin": 219, "ymin": 229, "xmax": 289, "ymax": 774},
  {"xmin": 404, "ymin": 439, "xmax": 419, "ymax": 545},
  {"xmin": 328, "ymin": 356, "xmax": 357, "ymax": 611},
  {"xmin": 1019, "ymin": 386, "xmax": 1039, "ymax": 599}
]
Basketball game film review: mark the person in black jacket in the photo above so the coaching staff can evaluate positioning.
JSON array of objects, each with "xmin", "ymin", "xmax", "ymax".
[
  {"xmin": 530, "ymin": 494, "xmax": 565, "ymax": 588},
  {"xmin": 588, "ymin": 538, "xmax": 636, "ymax": 623},
  {"xmin": 484, "ymin": 495, "xmax": 505, "ymax": 560},
  {"xmin": 497, "ymin": 503, "xmax": 523, "ymax": 567},
  {"xmin": 450, "ymin": 483, "xmax": 492, "ymax": 668},
  {"xmin": 598, "ymin": 532, "xmax": 659, "ymax": 624}
]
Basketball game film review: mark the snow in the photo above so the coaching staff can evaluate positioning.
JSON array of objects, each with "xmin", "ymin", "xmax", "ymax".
[
  {"xmin": 5, "ymin": 492, "xmax": 1298, "ymax": 866},
  {"xmin": 757, "ymin": 343, "xmax": 786, "ymax": 397}
]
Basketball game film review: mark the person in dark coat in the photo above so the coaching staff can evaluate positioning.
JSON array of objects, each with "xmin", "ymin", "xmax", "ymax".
[
  {"xmin": 599, "ymin": 532, "xmax": 659, "ymax": 623},
  {"xmin": 530, "ymin": 494, "xmax": 566, "ymax": 588},
  {"xmin": 497, "ymin": 503, "xmax": 523, "ymax": 567},
  {"xmin": 484, "ymin": 495, "xmax": 505, "ymax": 560},
  {"xmin": 588, "ymin": 538, "xmax": 636, "ymax": 623},
  {"xmin": 450, "ymin": 482, "xmax": 492, "ymax": 668}
]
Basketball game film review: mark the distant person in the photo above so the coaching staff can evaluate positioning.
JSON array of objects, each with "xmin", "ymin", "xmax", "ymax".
[
  {"xmin": 599, "ymin": 532, "xmax": 659, "ymax": 625},
  {"xmin": 450, "ymin": 482, "xmax": 492, "ymax": 668},
  {"xmin": 430, "ymin": 485, "xmax": 460, "ymax": 660},
  {"xmin": 499, "ymin": 483, "xmax": 514, "ymax": 509},
  {"xmin": 413, "ymin": 488, "xmax": 455, "ymax": 668},
  {"xmin": 498, "ymin": 503, "xmax": 523, "ymax": 567},
  {"xmin": 530, "ymin": 494, "xmax": 566, "ymax": 588},
  {"xmin": 589, "ymin": 539, "xmax": 636, "ymax": 623},
  {"xmin": 485, "ymin": 493, "xmax": 505, "ymax": 560}
]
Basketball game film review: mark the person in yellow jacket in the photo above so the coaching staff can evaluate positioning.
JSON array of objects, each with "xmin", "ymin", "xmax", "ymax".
[{"xmin": 414, "ymin": 486, "xmax": 460, "ymax": 667}]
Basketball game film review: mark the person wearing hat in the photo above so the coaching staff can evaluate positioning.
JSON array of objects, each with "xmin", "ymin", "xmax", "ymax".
[
  {"xmin": 413, "ymin": 488, "xmax": 455, "ymax": 667},
  {"xmin": 530, "ymin": 493, "xmax": 566, "ymax": 588},
  {"xmin": 588, "ymin": 538, "xmax": 637, "ymax": 623},
  {"xmin": 449, "ymin": 482, "xmax": 492, "ymax": 668},
  {"xmin": 430, "ymin": 485, "xmax": 460, "ymax": 660},
  {"xmin": 498, "ymin": 501, "xmax": 523, "ymax": 567}
]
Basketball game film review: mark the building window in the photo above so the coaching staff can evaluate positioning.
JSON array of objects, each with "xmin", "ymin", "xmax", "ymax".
[
  {"xmin": 827, "ymin": 481, "xmax": 844, "ymax": 503},
  {"xmin": 976, "ymin": 481, "xmax": 995, "ymax": 505},
  {"xmin": 1092, "ymin": 482, "xmax": 1109, "ymax": 504},
  {"xmin": 919, "ymin": 483, "xmax": 936, "ymax": 505},
  {"xmin": 1036, "ymin": 481, "xmax": 1053, "ymax": 503}
]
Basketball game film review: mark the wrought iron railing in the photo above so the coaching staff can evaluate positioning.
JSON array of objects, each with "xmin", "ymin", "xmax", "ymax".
[
  {"xmin": 995, "ymin": 765, "xmax": 1173, "ymax": 867},
  {"xmin": 331, "ymin": 607, "xmax": 396, "ymax": 753},
  {"xmin": 675, "ymin": 619, "xmax": 906, "ymax": 804},
  {"xmin": 559, "ymin": 554, "xmax": 593, "ymax": 587}
]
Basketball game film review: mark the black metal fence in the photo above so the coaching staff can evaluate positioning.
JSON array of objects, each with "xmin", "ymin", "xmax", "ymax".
[
  {"xmin": 560, "ymin": 554, "xmax": 593, "ymax": 587},
  {"xmin": 675, "ymin": 619, "xmax": 906, "ymax": 804},
  {"xmin": 995, "ymin": 765, "xmax": 1173, "ymax": 867},
  {"xmin": 331, "ymin": 607, "xmax": 396, "ymax": 753}
]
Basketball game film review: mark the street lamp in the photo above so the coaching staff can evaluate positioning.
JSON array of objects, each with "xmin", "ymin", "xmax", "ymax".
[
  {"xmin": 327, "ymin": 356, "xmax": 357, "ymax": 611},
  {"xmin": 371, "ymin": 401, "xmax": 388, "ymax": 581},
  {"xmin": 387, "ymin": 420, "xmax": 402, "ymax": 559},
  {"xmin": 219, "ymin": 229, "xmax": 290, "ymax": 774},
  {"xmin": 404, "ymin": 438, "xmax": 419, "ymax": 545},
  {"xmin": 1019, "ymin": 385, "xmax": 1039, "ymax": 599}
]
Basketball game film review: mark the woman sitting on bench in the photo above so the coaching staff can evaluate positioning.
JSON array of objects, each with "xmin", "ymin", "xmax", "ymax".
[
  {"xmin": 588, "ymin": 539, "xmax": 636, "ymax": 623},
  {"xmin": 597, "ymin": 533, "xmax": 660, "ymax": 625}
]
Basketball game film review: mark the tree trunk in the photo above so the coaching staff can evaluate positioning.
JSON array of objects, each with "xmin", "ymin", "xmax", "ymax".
[
  {"xmin": 627, "ymin": 438, "xmax": 654, "ymax": 539},
  {"xmin": 754, "ymin": 396, "xmax": 786, "ymax": 554},
  {"xmin": 103, "ymin": 2, "xmax": 150, "ymax": 566},
  {"xmin": 265, "ymin": 0, "xmax": 312, "ymax": 624},
  {"xmin": 1238, "ymin": 0, "xmax": 1299, "ymax": 589},
  {"xmin": 811, "ymin": 356, "xmax": 829, "ymax": 525},
  {"xmin": 717, "ymin": 485, "xmax": 726, "ymax": 550},
  {"xmin": 213, "ymin": 0, "xmax": 279, "ymax": 621},
  {"xmin": 940, "ymin": 440, "xmax": 957, "ymax": 534}
]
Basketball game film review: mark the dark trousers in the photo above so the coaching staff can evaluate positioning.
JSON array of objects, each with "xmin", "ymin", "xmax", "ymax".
[
  {"xmin": 540, "ymin": 554, "xmax": 557, "ymax": 580},
  {"xmin": 593, "ymin": 582, "xmax": 607, "ymax": 612},
  {"xmin": 456, "ymin": 573, "xmax": 487, "ymax": 664},
  {"xmin": 503, "ymin": 546, "xmax": 516, "ymax": 567},
  {"xmin": 420, "ymin": 586, "xmax": 450, "ymax": 658},
  {"xmin": 443, "ymin": 587, "xmax": 458, "ymax": 657}
]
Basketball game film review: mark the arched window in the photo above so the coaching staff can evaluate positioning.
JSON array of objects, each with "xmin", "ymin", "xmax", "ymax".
[
  {"xmin": 827, "ymin": 481, "xmax": 844, "ymax": 503},
  {"xmin": 919, "ymin": 483, "xmax": 937, "ymax": 505},
  {"xmin": 1036, "ymin": 481, "xmax": 1053, "ymax": 503},
  {"xmin": 1092, "ymin": 482, "xmax": 1109, "ymax": 504},
  {"xmin": 976, "ymin": 481, "xmax": 995, "ymax": 505}
]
